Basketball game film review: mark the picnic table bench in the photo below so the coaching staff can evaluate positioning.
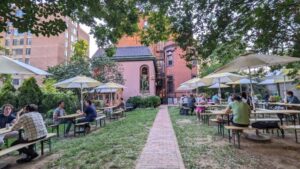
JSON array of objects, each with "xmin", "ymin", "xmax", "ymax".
[
  {"xmin": 0, "ymin": 133, "xmax": 56, "ymax": 157},
  {"xmin": 280, "ymin": 125, "xmax": 300, "ymax": 143},
  {"xmin": 225, "ymin": 126, "xmax": 255, "ymax": 149}
]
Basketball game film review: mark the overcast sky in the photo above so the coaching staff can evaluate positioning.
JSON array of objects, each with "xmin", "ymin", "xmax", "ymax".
[{"xmin": 80, "ymin": 24, "xmax": 98, "ymax": 58}]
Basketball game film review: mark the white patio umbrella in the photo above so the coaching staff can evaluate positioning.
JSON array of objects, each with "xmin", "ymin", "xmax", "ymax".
[
  {"xmin": 204, "ymin": 72, "xmax": 244, "ymax": 98},
  {"xmin": 54, "ymin": 76, "xmax": 101, "ymax": 111},
  {"xmin": 0, "ymin": 55, "xmax": 51, "ymax": 75},
  {"xmin": 208, "ymin": 83, "xmax": 230, "ymax": 89},
  {"xmin": 259, "ymin": 75, "xmax": 294, "ymax": 98},
  {"xmin": 227, "ymin": 78, "xmax": 258, "ymax": 93},
  {"xmin": 214, "ymin": 53, "xmax": 300, "ymax": 109},
  {"xmin": 181, "ymin": 77, "xmax": 210, "ymax": 94},
  {"xmin": 95, "ymin": 82, "xmax": 126, "ymax": 105}
]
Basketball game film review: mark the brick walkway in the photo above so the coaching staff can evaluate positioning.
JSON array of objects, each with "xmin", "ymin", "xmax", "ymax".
[{"xmin": 136, "ymin": 105, "xmax": 185, "ymax": 169}]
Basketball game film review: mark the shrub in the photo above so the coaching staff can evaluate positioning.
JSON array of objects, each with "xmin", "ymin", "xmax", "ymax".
[
  {"xmin": 18, "ymin": 77, "xmax": 43, "ymax": 108},
  {"xmin": 41, "ymin": 91, "xmax": 79, "ymax": 117},
  {"xmin": 0, "ymin": 80, "xmax": 18, "ymax": 107},
  {"xmin": 127, "ymin": 96, "xmax": 161, "ymax": 108}
]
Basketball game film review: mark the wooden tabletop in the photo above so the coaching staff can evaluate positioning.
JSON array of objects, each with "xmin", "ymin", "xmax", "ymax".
[
  {"xmin": 268, "ymin": 102, "xmax": 300, "ymax": 107},
  {"xmin": 0, "ymin": 127, "xmax": 12, "ymax": 135},
  {"xmin": 199, "ymin": 110, "xmax": 228, "ymax": 115},
  {"xmin": 58, "ymin": 113, "xmax": 82, "ymax": 119},
  {"xmin": 253, "ymin": 109, "xmax": 300, "ymax": 115},
  {"xmin": 195, "ymin": 104, "xmax": 227, "ymax": 108}
]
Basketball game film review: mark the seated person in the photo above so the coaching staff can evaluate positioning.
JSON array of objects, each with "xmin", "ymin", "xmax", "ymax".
[
  {"xmin": 11, "ymin": 104, "xmax": 48, "ymax": 163},
  {"xmin": 286, "ymin": 91, "xmax": 300, "ymax": 104},
  {"xmin": 224, "ymin": 94, "xmax": 250, "ymax": 127},
  {"xmin": 53, "ymin": 101, "xmax": 73, "ymax": 135},
  {"xmin": 117, "ymin": 98, "xmax": 125, "ymax": 110},
  {"xmin": 212, "ymin": 94, "xmax": 220, "ymax": 104},
  {"xmin": 77, "ymin": 100, "xmax": 97, "ymax": 132},
  {"xmin": 0, "ymin": 104, "xmax": 22, "ymax": 146}
]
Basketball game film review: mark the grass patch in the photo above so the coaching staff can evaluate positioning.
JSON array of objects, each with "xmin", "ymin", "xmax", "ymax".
[
  {"xmin": 47, "ymin": 108, "xmax": 157, "ymax": 169},
  {"xmin": 169, "ymin": 107, "xmax": 260, "ymax": 169}
]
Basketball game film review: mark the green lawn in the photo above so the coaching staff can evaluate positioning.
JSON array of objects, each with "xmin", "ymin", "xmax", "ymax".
[
  {"xmin": 169, "ymin": 107, "xmax": 260, "ymax": 169},
  {"xmin": 47, "ymin": 108, "xmax": 158, "ymax": 169}
]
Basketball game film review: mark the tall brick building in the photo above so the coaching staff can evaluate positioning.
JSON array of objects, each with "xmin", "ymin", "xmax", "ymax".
[{"xmin": 0, "ymin": 15, "xmax": 89, "ymax": 86}]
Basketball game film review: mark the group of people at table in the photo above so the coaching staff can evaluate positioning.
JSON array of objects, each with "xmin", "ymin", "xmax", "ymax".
[
  {"xmin": 179, "ymin": 90, "xmax": 300, "ymax": 128},
  {"xmin": 0, "ymin": 99, "xmax": 108, "ymax": 164}
]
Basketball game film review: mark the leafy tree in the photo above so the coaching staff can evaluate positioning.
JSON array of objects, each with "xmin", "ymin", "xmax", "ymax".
[
  {"xmin": 41, "ymin": 78, "xmax": 57, "ymax": 94},
  {"xmin": 0, "ymin": 77, "xmax": 17, "ymax": 107},
  {"xmin": 48, "ymin": 59, "xmax": 91, "ymax": 81},
  {"xmin": 91, "ymin": 56, "xmax": 124, "ymax": 84},
  {"xmin": 70, "ymin": 40, "xmax": 89, "ymax": 62},
  {"xmin": 18, "ymin": 77, "xmax": 43, "ymax": 107},
  {"xmin": 0, "ymin": 0, "xmax": 139, "ymax": 46}
]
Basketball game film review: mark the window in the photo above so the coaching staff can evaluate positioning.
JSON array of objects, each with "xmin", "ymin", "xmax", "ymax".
[
  {"xmin": 143, "ymin": 20, "xmax": 149, "ymax": 29},
  {"xmin": 12, "ymin": 48, "xmax": 23, "ymax": 55},
  {"xmin": 12, "ymin": 39, "xmax": 18, "ymax": 45},
  {"xmin": 18, "ymin": 58, "xmax": 23, "ymax": 62},
  {"xmin": 71, "ymin": 35, "xmax": 75, "ymax": 42},
  {"xmin": 26, "ymin": 38, "xmax": 32, "ymax": 45},
  {"xmin": 64, "ymin": 50, "xmax": 68, "ymax": 57},
  {"xmin": 166, "ymin": 50, "xmax": 173, "ymax": 66},
  {"xmin": 65, "ymin": 41, "xmax": 68, "ymax": 48},
  {"xmin": 6, "ymin": 22, "xmax": 12, "ymax": 27},
  {"xmin": 65, "ymin": 32, "xmax": 68, "ymax": 38},
  {"xmin": 25, "ymin": 48, "xmax": 31, "ymax": 55},
  {"xmin": 19, "ymin": 38, "xmax": 24, "ymax": 45},
  {"xmin": 27, "ymin": 31, "xmax": 32, "ymax": 36},
  {"xmin": 12, "ymin": 79, "xmax": 20, "ymax": 86},
  {"xmin": 73, "ymin": 28, "xmax": 77, "ymax": 34},
  {"xmin": 6, "ymin": 30, "xmax": 11, "ymax": 36},
  {"xmin": 25, "ymin": 58, "xmax": 30, "ymax": 64},
  {"xmin": 5, "ymin": 40, "xmax": 9, "ymax": 46},
  {"xmin": 140, "ymin": 65, "xmax": 150, "ymax": 93},
  {"xmin": 16, "ymin": 10, "xmax": 24, "ymax": 17},
  {"xmin": 13, "ymin": 29, "xmax": 19, "ymax": 36},
  {"xmin": 167, "ymin": 76, "xmax": 174, "ymax": 93}
]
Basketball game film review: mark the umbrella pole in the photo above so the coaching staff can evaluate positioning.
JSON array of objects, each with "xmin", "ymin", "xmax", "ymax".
[
  {"xmin": 218, "ymin": 78, "xmax": 221, "ymax": 99},
  {"xmin": 283, "ymin": 75, "xmax": 287, "ymax": 103},
  {"xmin": 240, "ymin": 84, "xmax": 242, "ymax": 93},
  {"xmin": 248, "ymin": 67, "xmax": 256, "ymax": 110},
  {"xmin": 80, "ymin": 84, "xmax": 83, "ymax": 112}
]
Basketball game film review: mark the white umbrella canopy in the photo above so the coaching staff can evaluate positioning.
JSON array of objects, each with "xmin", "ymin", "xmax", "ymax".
[
  {"xmin": 214, "ymin": 53, "xmax": 300, "ymax": 108},
  {"xmin": 0, "ymin": 55, "xmax": 51, "ymax": 75},
  {"xmin": 227, "ymin": 78, "xmax": 257, "ymax": 85},
  {"xmin": 204, "ymin": 72, "xmax": 244, "ymax": 97},
  {"xmin": 95, "ymin": 82, "xmax": 126, "ymax": 105},
  {"xmin": 214, "ymin": 53, "xmax": 300, "ymax": 73},
  {"xmin": 259, "ymin": 77, "xmax": 294, "ymax": 85},
  {"xmin": 176, "ymin": 84, "xmax": 194, "ymax": 91},
  {"xmin": 54, "ymin": 76, "xmax": 101, "ymax": 111},
  {"xmin": 208, "ymin": 83, "xmax": 230, "ymax": 89}
]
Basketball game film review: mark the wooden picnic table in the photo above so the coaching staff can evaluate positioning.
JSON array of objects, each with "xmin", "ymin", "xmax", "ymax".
[
  {"xmin": 267, "ymin": 102, "xmax": 300, "ymax": 107},
  {"xmin": 195, "ymin": 104, "xmax": 227, "ymax": 108},
  {"xmin": 0, "ymin": 127, "xmax": 12, "ymax": 135},
  {"xmin": 58, "ymin": 113, "xmax": 82, "ymax": 119},
  {"xmin": 252, "ymin": 109, "xmax": 300, "ymax": 115}
]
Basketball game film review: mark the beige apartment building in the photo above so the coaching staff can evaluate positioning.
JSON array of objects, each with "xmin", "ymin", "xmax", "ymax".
[{"xmin": 0, "ymin": 16, "xmax": 89, "ymax": 86}]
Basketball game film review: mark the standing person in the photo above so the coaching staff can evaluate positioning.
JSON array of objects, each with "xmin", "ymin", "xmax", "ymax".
[
  {"xmin": 0, "ymin": 104, "xmax": 22, "ymax": 146},
  {"xmin": 52, "ymin": 101, "xmax": 73, "ymax": 135},
  {"xmin": 224, "ymin": 94, "xmax": 251, "ymax": 127},
  {"xmin": 77, "ymin": 100, "xmax": 97, "ymax": 133},
  {"xmin": 227, "ymin": 94, "xmax": 233, "ymax": 104},
  {"xmin": 188, "ymin": 94, "xmax": 196, "ymax": 115},
  {"xmin": 11, "ymin": 104, "xmax": 48, "ymax": 163},
  {"xmin": 117, "ymin": 98, "xmax": 126, "ymax": 110}
]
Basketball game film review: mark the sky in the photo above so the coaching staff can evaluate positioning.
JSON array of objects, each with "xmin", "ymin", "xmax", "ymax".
[{"xmin": 80, "ymin": 24, "xmax": 98, "ymax": 57}]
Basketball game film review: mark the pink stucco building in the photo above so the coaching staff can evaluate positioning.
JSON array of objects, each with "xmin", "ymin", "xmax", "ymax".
[{"xmin": 93, "ymin": 46, "xmax": 156, "ymax": 101}]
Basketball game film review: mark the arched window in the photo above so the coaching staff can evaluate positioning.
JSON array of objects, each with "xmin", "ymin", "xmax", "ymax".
[{"xmin": 140, "ymin": 65, "xmax": 150, "ymax": 93}]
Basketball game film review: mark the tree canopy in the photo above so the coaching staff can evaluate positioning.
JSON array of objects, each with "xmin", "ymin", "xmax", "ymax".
[{"xmin": 1, "ymin": 1, "xmax": 299, "ymax": 72}]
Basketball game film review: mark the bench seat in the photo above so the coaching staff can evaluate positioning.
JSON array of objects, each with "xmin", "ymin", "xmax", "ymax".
[
  {"xmin": 0, "ymin": 133, "xmax": 56, "ymax": 157},
  {"xmin": 250, "ymin": 118, "xmax": 280, "ymax": 122},
  {"xmin": 280, "ymin": 125, "xmax": 300, "ymax": 143}
]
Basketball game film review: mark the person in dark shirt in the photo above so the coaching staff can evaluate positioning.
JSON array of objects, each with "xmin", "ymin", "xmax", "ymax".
[
  {"xmin": 77, "ymin": 100, "xmax": 97, "ymax": 133},
  {"xmin": 286, "ymin": 91, "xmax": 300, "ymax": 104},
  {"xmin": 0, "ymin": 104, "xmax": 22, "ymax": 146}
]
